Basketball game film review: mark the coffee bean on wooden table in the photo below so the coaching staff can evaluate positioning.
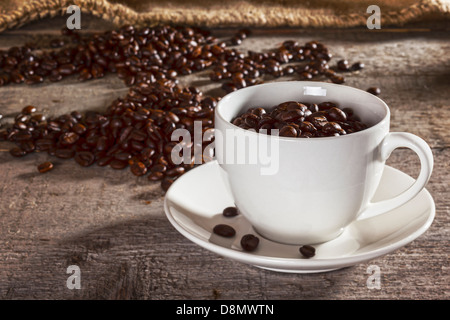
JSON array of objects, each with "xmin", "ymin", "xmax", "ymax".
[
  {"xmin": 10, "ymin": 147, "xmax": 27, "ymax": 157},
  {"xmin": 299, "ymin": 245, "xmax": 316, "ymax": 258},
  {"xmin": 74, "ymin": 151, "xmax": 95, "ymax": 167},
  {"xmin": 37, "ymin": 161, "xmax": 54, "ymax": 173},
  {"xmin": 350, "ymin": 62, "xmax": 365, "ymax": 71},
  {"xmin": 367, "ymin": 87, "xmax": 381, "ymax": 96},
  {"xmin": 240, "ymin": 234, "xmax": 260, "ymax": 252},
  {"xmin": 22, "ymin": 105, "xmax": 37, "ymax": 114},
  {"xmin": 213, "ymin": 224, "xmax": 236, "ymax": 237},
  {"xmin": 337, "ymin": 59, "xmax": 350, "ymax": 71}
]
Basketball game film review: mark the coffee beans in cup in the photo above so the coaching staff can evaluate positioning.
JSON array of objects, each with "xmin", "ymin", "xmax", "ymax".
[{"xmin": 231, "ymin": 101, "xmax": 368, "ymax": 137}]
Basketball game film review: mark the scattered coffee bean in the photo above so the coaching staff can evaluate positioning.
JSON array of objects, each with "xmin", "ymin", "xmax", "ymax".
[
  {"xmin": 161, "ymin": 177, "xmax": 175, "ymax": 192},
  {"xmin": 350, "ymin": 62, "xmax": 365, "ymax": 71},
  {"xmin": 222, "ymin": 206, "xmax": 239, "ymax": 217},
  {"xmin": 37, "ymin": 161, "xmax": 54, "ymax": 173},
  {"xmin": 240, "ymin": 234, "xmax": 260, "ymax": 252},
  {"xmin": 9, "ymin": 147, "xmax": 27, "ymax": 157},
  {"xmin": 337, "ymin": 59, "xmax": 350, "ymax": 71},
  {"xmin": 22, "ymin": 105, "xmax": 37, "ymax": 114},
  {"xmin": 367, "ymin": 87, "xmax": 381, "ymax": 96},
  {"xmin": 299, "ymin": 245, "xmax": 316, "ymax": 258},
  {"xmin": 213, "ymin": 224, "xmax": 236, "ymax": 237}
]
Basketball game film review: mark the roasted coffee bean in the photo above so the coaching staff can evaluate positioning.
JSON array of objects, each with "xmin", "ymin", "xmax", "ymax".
[
  {"xmin": 148, "ymin": 171, "xmax": 164, "ymax": 181},
  {"xmin": 279, "ymin": 125, "xmax": 298, "ymax": 137},
  {"xmin": 326, "ymin": 107, "xmax": 347, "ymax": 122},
  {"xmin": 55, "ymin": 148, "xmax": 75, "ymax": 159},
  {"xmin": 151, "ymin": 163, "xmax": 167, "ymax": 173},
  {"xmin": 330, "ymin": 75, "xmax": 345, "ymax": 84},
  {"xmin": 110, "ymin": 159, "xmax": 128, "ymax": 170},
  {"xmin": 161, "ymin": 177, "xmax": 174, "ymax": 192},
  {"xmin": 9, "ymin": 147, "xmax": 27, "ymax": 157},
  {"xmin": 37, "ymin": 161, "xmax": 54, "ymax": 173},
  {"xmin": 22, "ymin": 105, "xmax": 37, "ymax": 114},
  {"xmin": 97, "ymin": 156, "xmax": 113, "ymax": 166},
  {"xmin": 60, "ymin": 132, "xmax": 79, "ymax": 145},
  {"xmin": 165, "ymin": 166, "xmax": 185, "ymax": 177},
  {"xmin": 222, "ymin": 206, "xmax": 239, "ymax": 217},
  {"xmin": 25, "ymin": 75, "xmax": 44, "ymax": 85},
  {"xmin": 130, "ymin": 161, "xmax": 148, "ymax": 176},
  {"xmin": 213, "ymin": 224, "xmax": 236, "ymax": 237},
  {"xmin": 322, "ymin": 122, "xmax": 344, "ymax": 135},
  {"xmin": 350, "ymin": 62, "xmax": 365, "ymax": 71},
  {"xmin": 240, "ymin": 234, "xmax": 260, "ymax": 252},
  {"xmin": 299, "ymin": 245, "xmax": 316, "ymax": 258},
  {"xmin": 337, "ymin": 59, "xmax": 350, "ymax": 71},
  {"xmin": 35, "ymin": 138, "xmax": 54, "ymax": 151},
  {"xmin": 367, "ymin": 87, "xmax": 381, "ymax": 96},
  {"xmin": 75, "ymin": 151, "xmax": 95, "ymax": 167}
]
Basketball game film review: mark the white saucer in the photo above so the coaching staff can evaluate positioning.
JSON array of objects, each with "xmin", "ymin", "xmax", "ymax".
[{"xmin": 163, "ymin": 161, "xmax": 435, "ymax": 273}]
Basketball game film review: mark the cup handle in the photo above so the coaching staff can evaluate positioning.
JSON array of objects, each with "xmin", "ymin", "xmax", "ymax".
[{"xmin": 357, "ymin": 132, "xmax": 433, "ymax": 221}]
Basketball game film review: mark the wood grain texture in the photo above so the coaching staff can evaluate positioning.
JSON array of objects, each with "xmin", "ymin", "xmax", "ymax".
[{"xmin": 0, "ymin": 16, "xmax": 449, "ymax": 300}]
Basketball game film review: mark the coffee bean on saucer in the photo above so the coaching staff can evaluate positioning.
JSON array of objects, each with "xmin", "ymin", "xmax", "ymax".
[
  {"xmin": 299, "ymin": 245, "xmax": 316, "ymax": 258},
  {"xmin": 37, "ymin": 161, "xmax": 54, "ymax": 173},
  {"xmin": 367, "ymin": 87, "xmax": 381, "ymax": 96},
  {"xmin": 223, "ymin": 206, "xmax": 239, "ymax": 217},
  {"xmin": 213, "ymin": 224, "xmax": 236, "ymax": 237},
  {"xmin": 240, "ymin": 234, "xmax": 260, "ymax": 252}
]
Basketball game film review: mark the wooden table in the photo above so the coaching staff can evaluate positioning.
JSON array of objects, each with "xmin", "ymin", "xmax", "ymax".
[{"xmin": 0, "ymin": 16, "xmax": 449, "ymax": 300}]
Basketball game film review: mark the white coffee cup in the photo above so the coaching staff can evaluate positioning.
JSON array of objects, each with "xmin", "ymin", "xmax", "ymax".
[{"xmin": 214, "ymin": 81, "xmax": 433, "ymax": 245}]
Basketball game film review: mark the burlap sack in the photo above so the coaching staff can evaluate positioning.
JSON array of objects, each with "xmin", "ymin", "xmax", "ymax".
[{"xmin": 0, "ymin": 0, "xmax": 449, "ymax": 32}]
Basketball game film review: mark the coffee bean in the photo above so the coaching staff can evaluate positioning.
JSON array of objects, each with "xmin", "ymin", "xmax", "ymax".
[
  {"xmin": 74, "ymin": 151, "xmax": 95, "ymax": 167},
  {"xmin": 222, "ymin": 206, "xmax": 239, "ymax": 217},
  {"xmin": 10, "ymin": 147, "xmax": 27, "ymax": 157},
  {"xmin": 330, "ymin": 75, "xmax": 345, "ymax": 84},
  {"xmin": 97, "ymin": 156, "xmax": 113, "ymax": 166},
  {"xmin": 240, "ymin": 234, "xmax": 260, "ymax": 252},
  {"xmin": 161, "ymin": 177, "xmax": 174, "ymax": 192},
  {"xmin": 337, "ymin": 59, "xmax": 349, "ymax": 71},
  {"xmin": 165, "ymin": 166, "xmax": 185, "ymax": 177},
  {"xmin": 326, "ymin": 107, "xmax": 347, "ymax": 122},
  {"xmin": 60, "ymin": 132, "xmax": 79, "ymax": 145},
  {"xmin": 37, "ymin": 161, "xmax": 54, "ymax": 173},
  {"xmin": 350, "ymin": 62, "xmax": 365, "ymax": 71},
  {"xmin": 109, "ymin": 159, "xmax": 128, "ymax": 170},
  {"xmin": 55, "ymin": 148, "xmax": 75, "ymax": 159},
  {"xmin": 213, "ymin": 224, "xmax": 236, "ymax": 237},
  {"xmin": 130, "ymin": 161, "xmax": 147, "ymax": 176},
  {"xmin": 279, "ymin": 125, "xmax": 298, "ymax": 137},
  {"xmin": 148, "ymin": 171, "xmax": 164, "ymax": 181},
  {"xmin": 367, "ymin": 87, "xmax": 381, "ymax": 96},
  {"xmin": 299, "ymin": 245, "xmax": 315, "ymax": 258},
  {"xmin": 22, "ymin": 105, "xmax": 37, "ymax": 114}
]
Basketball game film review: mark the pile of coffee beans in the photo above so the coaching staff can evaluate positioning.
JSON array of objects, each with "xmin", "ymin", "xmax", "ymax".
[
  {"xmin": 0, "ymin": 24, "xmax": 368, "ymax": 191},
  {"xmin": 232, "ymin": 101, "xmax": 368, "ymax": 138}
]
